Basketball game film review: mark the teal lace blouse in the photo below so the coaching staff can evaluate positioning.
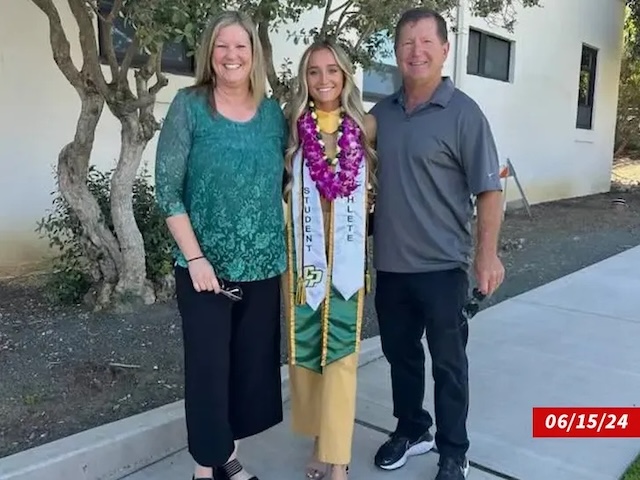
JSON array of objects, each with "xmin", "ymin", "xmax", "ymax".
[{"xmin": 155, "ymin": 87, "xmax": 288, "ymax": 282}]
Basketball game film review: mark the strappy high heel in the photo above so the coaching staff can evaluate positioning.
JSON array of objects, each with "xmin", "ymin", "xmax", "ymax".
[{"xmin": 305, "ymin": 437, "xmax": 329, "ymax": 479}]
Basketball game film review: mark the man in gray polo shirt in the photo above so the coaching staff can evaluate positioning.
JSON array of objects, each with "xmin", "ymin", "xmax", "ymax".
[{"xmin": 370, "ymin": 8, "xmax": 505, "ymax": 480}]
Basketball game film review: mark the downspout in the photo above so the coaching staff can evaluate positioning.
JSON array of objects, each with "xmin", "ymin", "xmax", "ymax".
[{"xmin": 453, "ymin": 0, "xmax": 468, "ymax": 88}]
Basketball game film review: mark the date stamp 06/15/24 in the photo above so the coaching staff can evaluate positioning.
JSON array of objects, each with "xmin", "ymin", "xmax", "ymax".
[{"xmin": 532, "ymin": 407, "xmax": 640, "ymax": 438}]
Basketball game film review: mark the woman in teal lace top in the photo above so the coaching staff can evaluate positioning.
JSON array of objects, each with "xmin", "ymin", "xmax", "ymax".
[
  {"xmin": 155, "ymin": 11, "xmax": 286, "ymax": 480},
  {"xmin": 156, "ymin": 87, "xmax": 286, "ymax": 281}
]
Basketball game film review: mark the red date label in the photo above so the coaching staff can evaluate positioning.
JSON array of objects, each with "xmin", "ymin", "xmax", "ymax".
[{"xmin": 533, "ymin": 407, "xmax": 640, "ymax": 437}]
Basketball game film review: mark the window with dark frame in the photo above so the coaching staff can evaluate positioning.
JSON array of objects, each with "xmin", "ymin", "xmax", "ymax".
[
  {"xmin": 576, "ymin": 44, "xmax": 597, "ymax": 130},
  {"xmin": 362, "ymin": 63, "xmax": 401, "ymax": 102},
  {"xmin": 96, "ymin": 0, "xmax": 195, "ymax": 77},
  {"xmin": 467, "ymin": 29, "xmax": 511, "ymax": 82}
]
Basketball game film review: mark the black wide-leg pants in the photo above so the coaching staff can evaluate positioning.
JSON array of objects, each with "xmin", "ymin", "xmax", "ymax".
[{"xmin": 175, "ymin": 266, "xmax": 283, "ymax": 467}]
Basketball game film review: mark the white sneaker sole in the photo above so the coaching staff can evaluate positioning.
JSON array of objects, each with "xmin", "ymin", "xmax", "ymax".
[
  {"xmin": 462, "ymin": 459, "xmax": 470, "ymax": 477},
  {"xmin": 377, "ymin": 438, "xmax": 435, "ymax": 470}
]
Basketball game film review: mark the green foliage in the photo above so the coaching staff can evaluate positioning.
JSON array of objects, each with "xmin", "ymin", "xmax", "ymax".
[
  {"xmin": 616, "ymin": 6, "xmax": 640, "ymax": 154},
  {"xmin": 627, "ymin": 0, "xmax": 640, "ymax": 57},
  {"xmin": 622, "ymin": 452, "xmax": 640, "ymax": 480},
  {"xmin": 102, "ymin": 0, "xmax": 212, "ymax": 56},
  {"xmin": 132, "ymin": 169, "xmax": 174, "ymax": 282},
  {"xmin": 232, "ymin": 0, "xmax": 539, "ymax": 78},
  {"xmin": 106, "ymin": 0, "xmax": 541, "ymax": 95},
  {"xmin": 36, "ymin": 166, "xmax": 173, "ymax": 304},
  {"xmin": 469, "ymin": 0, "xmax": 541, "ymax": 31}
]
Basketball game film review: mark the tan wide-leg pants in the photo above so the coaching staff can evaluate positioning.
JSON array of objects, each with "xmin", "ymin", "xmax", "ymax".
[{"xmin": 288, "ymin": 352, "xmax": 359, "ymax": 465}]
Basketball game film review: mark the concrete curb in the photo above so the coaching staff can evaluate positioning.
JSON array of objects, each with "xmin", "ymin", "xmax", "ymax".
[
  {"xmin": 0, "ymin": 336, "xmax": 384, "ymax": 480},
  {"xmin": 0, "ymin": 401, "xmax": 187, "ymax": 480}
]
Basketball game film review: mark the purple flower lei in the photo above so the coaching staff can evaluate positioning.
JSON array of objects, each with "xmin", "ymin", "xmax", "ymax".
[{"xmin": 297, "ymin": 101, "xmax": 365, "ymax": 201}]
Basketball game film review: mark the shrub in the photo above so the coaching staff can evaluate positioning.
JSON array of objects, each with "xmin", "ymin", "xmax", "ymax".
[{"xmin": 36, "ymin": 165, "xmax": 173, "ymax": 304}]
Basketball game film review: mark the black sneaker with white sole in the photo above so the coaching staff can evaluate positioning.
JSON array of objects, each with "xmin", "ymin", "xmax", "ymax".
[
  {"xmin": 373, "ymin": 430, "xmax": 435, "ymax": 470},
  {"xmin": 435, "ymin": 456, "xmax": 470, "ymax": 480}
]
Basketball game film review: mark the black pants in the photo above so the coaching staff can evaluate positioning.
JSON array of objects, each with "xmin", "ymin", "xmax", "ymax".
[
  {"xmin": 175, "ymin": 266, "xmax": 283, "ymax": 467},
  {"xmin": 375, "ymin": 268, "xmax": 470, "ymax": 459}
]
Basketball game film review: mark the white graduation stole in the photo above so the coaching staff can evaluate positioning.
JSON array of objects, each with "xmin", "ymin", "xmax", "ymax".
[{"xmin": 291, "ymin": 149, "xmax": 367, "ymax": 310}]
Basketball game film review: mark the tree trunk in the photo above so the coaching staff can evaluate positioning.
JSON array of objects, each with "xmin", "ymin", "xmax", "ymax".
[
  {"xmin": 32, "ymin": 0, "xmax": 161, "ymax": 309},
  {"xmin": 614, "ymin": 139, "xmax": 628, "ymax": 158},
  {"xmin": 109, "ymin": 114, "xmax": 155, "ymax": 309},
  {"xmin": 58, "ymin": 91, "xmax": 122, "ymax": 305}
]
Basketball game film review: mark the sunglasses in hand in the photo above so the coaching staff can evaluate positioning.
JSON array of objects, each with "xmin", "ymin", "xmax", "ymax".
[
  {"xmin": 461, "ymin": 288, "xmax": 486, "ymax": 323},
  {"xmin": 218, "ymin": 279, "xmax": 243, "ymax": 302}
]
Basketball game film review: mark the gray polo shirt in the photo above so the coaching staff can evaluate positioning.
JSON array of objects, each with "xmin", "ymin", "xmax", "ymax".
[{"xmin": 370, "ymin": 77, "xmax": 502, "ymax": 273}]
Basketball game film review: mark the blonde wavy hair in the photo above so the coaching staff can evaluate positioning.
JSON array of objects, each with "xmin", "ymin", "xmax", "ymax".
[
  {"xmin": 190, "ymin": 11, "xmax": 267, "ymax": 109},
  {"xmin": 283, "ymin": 39, "xmax": 377, "ymax": 199}
]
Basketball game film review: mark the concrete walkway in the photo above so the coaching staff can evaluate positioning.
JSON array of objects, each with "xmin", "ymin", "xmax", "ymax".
[
  {"xmin": 2, "ymin": 246, "xmax": 640, "ymax": 480},
  {"xmin": 122, "ymin": 245, "xmax": 640, "ymax": 480}
]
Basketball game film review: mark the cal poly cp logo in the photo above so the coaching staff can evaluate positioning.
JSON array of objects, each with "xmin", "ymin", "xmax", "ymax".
[{"xmin": 303, "ymin": 265, "xmax": 324, "ymax": 287}]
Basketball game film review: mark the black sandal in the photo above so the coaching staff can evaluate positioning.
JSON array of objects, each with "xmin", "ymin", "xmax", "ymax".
[{"xmin": 216, "ymin": 459, "xmax": 258, "ymax": 480}]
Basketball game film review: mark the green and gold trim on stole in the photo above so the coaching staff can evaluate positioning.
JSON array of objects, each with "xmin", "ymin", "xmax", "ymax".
[{"xmin": 285, "ymin": 167, "xmax": 370, "ymax": 374}]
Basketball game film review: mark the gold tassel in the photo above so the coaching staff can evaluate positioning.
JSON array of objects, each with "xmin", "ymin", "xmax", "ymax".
[
  {"xmin": 365, "ymin": 270, "xmax": 371, "ymax": 294},
  {"xmin": 295, "ymin": 276, "xmax": 306, "ymax": 305}
]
